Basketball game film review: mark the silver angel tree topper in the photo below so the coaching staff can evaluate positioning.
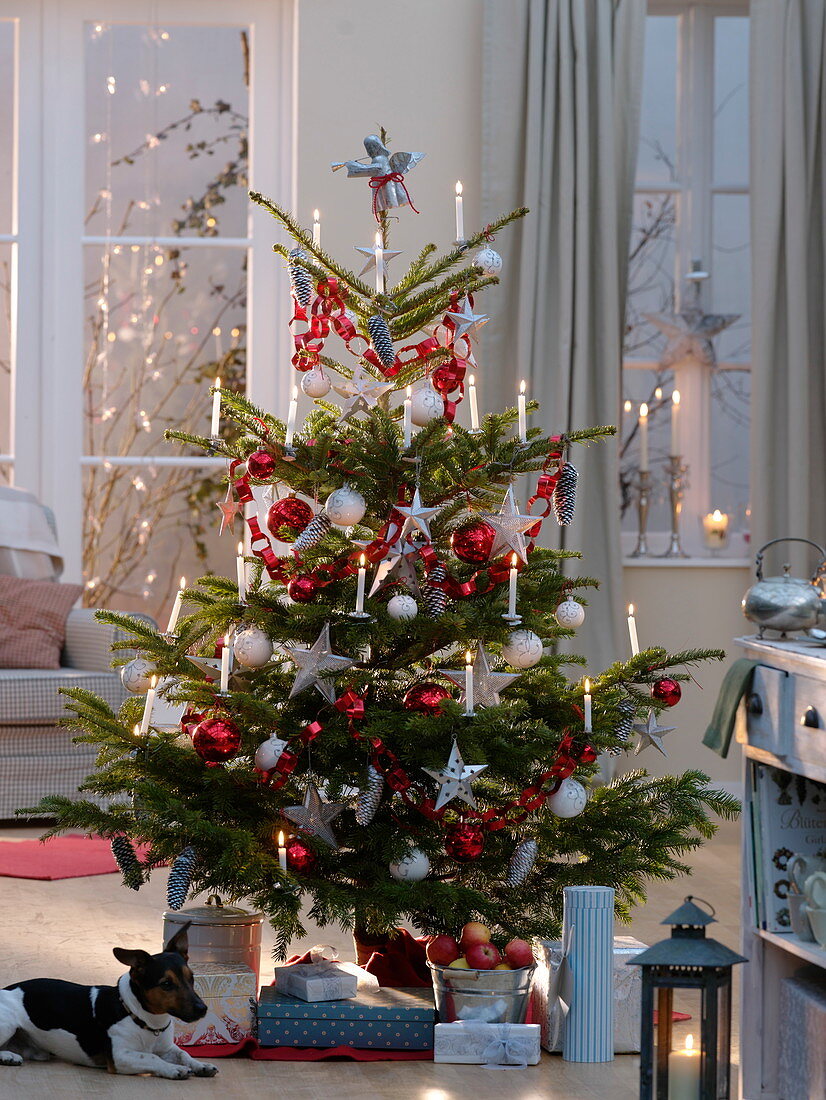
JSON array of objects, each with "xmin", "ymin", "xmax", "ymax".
[{"xmin": 332, "ymin": 134, "xmax": 425, "ymax": 214}]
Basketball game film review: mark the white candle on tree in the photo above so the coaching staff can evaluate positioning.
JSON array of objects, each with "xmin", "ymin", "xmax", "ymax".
[
  {"xmin": 455, "ymin": 181, "xmax": 464, "ymax": 242},
  {"xmin": 403, "ymin": 386, "xmax": 412, "ymax": 447},
  {"xmin": 165, "ymin": 575, "xmax": 186, "ymax": 634},
  {"xmin": 464, "ymin": 650, "xmax": 474, "ymax": 715},
  {"xmin": 671, "ymin": 390, "xmax": 681, "ymax": 455},
  {"xmin": 667, "ymin": 1034, "xmax": 700, "ymax": 1099},
  {"xmin": 508, "ymin": 553, "xmax": 519, "ymax": 619},
  {"xmin": 312, "ymin": 209, "xmax": 321, "ymax": 247},
  {"xmin": 284, "ymin": 385, "xmax": 298, "ymax": 448},
  {"xmin": 220, "ymin": 634, "xmax": 231, "ymax": 693},
  {"xmin": 518, "ymin": 380, "xmax": 527, "ymax": 442},
  {"xmin": 236, "ymin": 542, "xmax": 246, "ymax": 603},
  {"xmin": 278, "ymin": 830, "xmax": 288, "ymax": 872},
  {"xmin": 354, "ymin": 554, "xmax": 367, "ymax": 615},
  {"xmin": 638, "ymin": 403, "xmax": 649, "ymax": 471},
  {"xmin": 139, "ymin": 675, "xmax": 157, "ymax": 735},
  {"xmin": 374, "ymin": 230, "xmax": 384, "ymax": 294},
  {"xmin": 210, "ymin": 376, "xmax": 221, "ymax": 437},
  {"xmin": 627, "ymin": 603, "xmax": 640, "ymax": 656},
  {"xmin": 469, "ymin": 373, "xmax": 480, "ymax": 431},
  {"xmin": 583, "ymin": 678, "xmax": 592, "ymax": 733}
]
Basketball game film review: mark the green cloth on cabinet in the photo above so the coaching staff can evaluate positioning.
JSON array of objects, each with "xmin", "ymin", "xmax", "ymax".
[{"xmin": 702, "ymin": 658, "xmax": 759, "ymax": 758}]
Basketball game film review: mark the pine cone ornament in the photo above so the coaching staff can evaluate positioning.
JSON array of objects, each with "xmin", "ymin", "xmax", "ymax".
[
  {"xmin": 167, "ymin": 846, "xmax": 198, "ymax": 911},
  {"xmin": 608, "ymin": 697, "xmax": 636, "ymax": 756},
  {"xmin": 422, "ymin": 564, "xmax": 449, "ymax": 620},
  {"xmin": 552, "ymin": 462, "xmax": 578, "ymax": 526},
  {"xmin": 367, "ymin": 314, "xmax": 395, "ymax": 369},
  {"xmin": 506, "ymin": 838, "xmax": 538, "ymax": 887},
  {"xmin": 355, "ymin": 765, "xmax": 384, "ymax": 826},
  {"xmin": 293, "ymin": 511, "xmax": 332, "ymax": 552},
  {"xmin": 110, "ymin": 835, "xmax": 143, "ymax": 892},
  {"xmin": 288, "ymin": 248, "xmax": 313, "ymax": 310}
]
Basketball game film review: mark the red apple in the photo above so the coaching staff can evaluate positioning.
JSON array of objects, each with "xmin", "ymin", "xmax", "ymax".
[
  {"xmin": 466, "ymin": 942, "xmax": 502, "ymax": 970},
  {"xmin": 426, "ymin": 934, "xmax": 461, "ymax": 967},
  {"xmin": 460, "ymin": 921, "xmax": 491, "ymax": 951},
  {"xmin": 504, "ymin": 938, "xmax": 534, "ymax": 969}
]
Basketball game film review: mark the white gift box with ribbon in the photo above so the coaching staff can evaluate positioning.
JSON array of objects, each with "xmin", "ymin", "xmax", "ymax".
[
  {"xmin": 433, "ymin": 1022, "xmax": 541, "ymax": 1065},
  {"xmin": 273, "ymin": 960, "xmax": 378, "ymax": 1002}
]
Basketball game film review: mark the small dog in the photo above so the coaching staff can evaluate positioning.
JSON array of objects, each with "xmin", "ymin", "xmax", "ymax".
[{"xmin": 0, "ymin": 923, "xmax": 218, "ymax": 1079}]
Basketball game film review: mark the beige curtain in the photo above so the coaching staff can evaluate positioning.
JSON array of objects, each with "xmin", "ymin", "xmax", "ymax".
[
  {"xmin": 481, "ymin": 0, "xmax": 645, "ymax": 671},
  {"xmin": 750, "ymin": 0, "xmax": 826, "ymax": 574}
]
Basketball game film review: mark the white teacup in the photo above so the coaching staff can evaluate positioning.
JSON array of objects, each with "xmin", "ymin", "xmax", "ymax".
[
  {"xmin": 804, "ymin": 870, "xmax": 826, "ymax": 911},
  {"xmin": 802, "ymin": 904, "xmax": 826, "ymax": 949},
  {"xmin": 788, "ymin": 853, "xmax": 826, "ymax": 894}
]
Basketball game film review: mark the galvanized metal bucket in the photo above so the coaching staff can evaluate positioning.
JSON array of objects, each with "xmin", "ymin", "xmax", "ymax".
[{"xmin": 428, "ymin": 961, "xmax": 536, "ymax": 1023}]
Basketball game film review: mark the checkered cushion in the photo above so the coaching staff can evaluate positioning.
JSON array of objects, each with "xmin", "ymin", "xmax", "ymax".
[
  {"xmin": 0, "ymin": 576, "xmax": 82, "ymax": 668},
  {"xmin": 0, "ymin": 668, "xmax": 126, "ymax": 724}
]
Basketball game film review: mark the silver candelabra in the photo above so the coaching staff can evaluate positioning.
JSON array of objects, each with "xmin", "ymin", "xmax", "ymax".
[
  {"xmin": 661, "ymin": 455, "xmax": 689, "ymax": 558},
  {"xmin": 629, "ymin": 469, "xmax": 652, "ymax": 558}
]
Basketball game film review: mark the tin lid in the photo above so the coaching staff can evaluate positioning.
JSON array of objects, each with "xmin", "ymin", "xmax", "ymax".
[{"xmin": 163, "ymin": 894, "xmax": 264, "ymax": 927}]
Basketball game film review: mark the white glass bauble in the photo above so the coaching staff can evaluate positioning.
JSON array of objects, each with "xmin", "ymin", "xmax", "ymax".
[
  {"xmin": 301, "ymin": 369, "xmax": 331, "ymax": 398},
  {"xmin": 501, "ymin": 629, "xmax": 544, "ymax": 669},
  {"xmin": 473, "ymin": 247, "xmax": 503, "ymax": 276},
  {"xmin": 254, "ymin": 734, "xmax": 288, "ymax": 772},
  {"xmin": 410, "ymin": 383, "xmax": 444, "ymax": 427},
  {"xmin": 324, "ymin": 485, "xmax": 367, "ymax": 526},
  {"xmin": 554, "ymin": 598, "xmax": 586, "ymax": 628},
  {"xmin": 120, "ymin": 657, "xmax": 156, "ymax": 694},
  {"xmin": 233, "ymin": 626, "xmax": 274, "ymax": 668},
  {"xmin": 389, "ymin": 847, "xmax": 431, "ymax": 882},
  {"xmin": 387, "ymin": 594, "xmax": 418, "ymax": 621},
  {"xmin": 546, "ymin": 778, "xmax": 588, "ymax": 818}
]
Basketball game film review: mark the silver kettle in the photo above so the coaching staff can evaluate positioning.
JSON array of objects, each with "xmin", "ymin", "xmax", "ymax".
[{"xmin": 742, "ymin": 537, "xmax": 826, "ymax": 638}]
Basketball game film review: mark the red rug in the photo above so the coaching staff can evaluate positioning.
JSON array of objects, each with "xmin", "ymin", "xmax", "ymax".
[{"xmin": 0, "ymin": 834, "xmax": 152, "ymax": 880}]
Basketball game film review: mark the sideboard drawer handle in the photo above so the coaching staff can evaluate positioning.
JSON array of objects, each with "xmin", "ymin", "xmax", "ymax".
[
  {"xmin": 802, "ymin": 705, "xmax": 820, "ymax": 728},
  {"xmin": 747, "ymin": 693, "xmax": 763, "ymax": 716}
]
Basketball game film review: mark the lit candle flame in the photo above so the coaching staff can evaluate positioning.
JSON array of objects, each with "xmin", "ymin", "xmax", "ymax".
[
  {"xmin": 214, "ymin": 375, "xmax": 221, "ymax": 390},
  {"xmin": 359, "ymin": 554, "xmax": 366, "ymax": 567},
  {"xmin": 627, "ymin": 603, "xmax": 634, "ymax": 616},
  {"xmin": 291, "ymin": 385, "xmax": 298, "ymax": 400},
  {"xmin": 654, "ymin": 387, "xmax": 662, "ymax": 400},
  {"xmin": 375, "ymin": 230, "xmax": 382, "ymax": 248},
  {"xmin": 313, "ymin": 209, "xmax": 320, "ymax": 222},
  {"xmin": 470, "ymin": 373, "xmax": 476, "ymax": 386},
  {"xmin": 584, "ymin": 678, "xmax": 590, "ymax": 694},
  {"xmin": 685, "ymin": 1034, "xmax": 694, "ymax": 1052},
  {"xmin": 511, "ymin": 552, "xmax": 518, "ymax": 567},
  {"xmin": 712, "ymin": 509, "xmax": 723, "ymax": 521},
  {"xmin": 133, "ymin": 723, "xmax": 141, "ymax": 737},
  {"xmin": 278, "ymin": 831, "xmax": 285, "ymax": 846},
  {"xmin": 639, "ymin": 403, "xmax": 648, "ymax": 418},
  {"xmin": 520, "ymin": 379, "xmax": 526, "ymax": 395},
  {"xmin": 179, "ymin": 576, "xmax": 186, "ymax": 591},
  {"xmin": 623, "ymin": 399, "xmax": 632, "ymax": 413},
  {"xmin": 237, "ymin": 541, "xmax": 244, "ymax": 556},
  {"xmin": 672, "ymin": 390, "xmax": 681, "ymax": 406},
  {"xmin": 455, "ymin": 181, "xmax": 463, "ymax": 196},
  {"xmin": 465, "ymin": 650, "xmax": 473, "ymax": 666}
]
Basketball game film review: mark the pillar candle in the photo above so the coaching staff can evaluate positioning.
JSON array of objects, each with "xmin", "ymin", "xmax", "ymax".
[
  {"xmin": 284, "ymin": 385, "xmax": 298, "ymax": 448},
  {"xmin": 627, "ymin": 604, "xmax": 640, "ymax": 656},
  {"xmin": 583, "ymin": 678, "xmax": 592, "ymax": 733},
  {"xmin": 236, "ymin": 542, "xmax": 246, "ymax": 602},
  {"xmin": 210, "ymin": 376, "xmax": 221, "ymax": 436},
  {"xmin": 469, "ymin": 373, "xmax": 480, "ymax": 430},
  {"xmin": 139, "ymin": 676, "xmax": 157, "ymax": 735},
  {"xmin": 455, "ymin": 181, "xmax": 464, "ymax": 241},
  {"xmin": 464, "ymin": 650, "xmax": 474, "ymax": 715},
  {"xmin": 220, "ymin": 634, "xmax": 231, "ymax": 693},
  {"xmin": 278, "ymin": 831, "xmax": 288, "ymax": 873},
  {"xmin": 702, "ymin": 509, "xmax": 729, "ymax": 549},
  {"xmin": 671, "ymin": 390, "xmax": 681, "ymax": 455},
  {"xmin": 312, "ymin": 209, "xmax": 321, "ymax": 247},
  {"xmin": 403, "ymin": 386, "xmax": 412, "ymax": 447},
  {"xmin": 638, "ymin": 403, "xmax": 649, "ymax": 471},
  {"xmin": 518, "ymin": 380, "xmax": 527, "ymax": 442},
  {"xmin": 667, "ymin": 1034, "xmax": 700, "ymax": 1099},
  {"xmin": 165, "ymin": 576, "xmax": 186, "ymax": 634}
]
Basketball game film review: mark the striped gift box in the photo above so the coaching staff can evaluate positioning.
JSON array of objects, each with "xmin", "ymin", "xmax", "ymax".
[{"xmin": 562, "ymin": 885, "xmax": 615, "ymax": 1063}]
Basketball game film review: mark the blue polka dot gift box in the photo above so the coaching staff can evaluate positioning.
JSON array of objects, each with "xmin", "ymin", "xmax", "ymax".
[{"xmin": 256, "ymin": 986, "xmax": 435, "ymax": 1050}]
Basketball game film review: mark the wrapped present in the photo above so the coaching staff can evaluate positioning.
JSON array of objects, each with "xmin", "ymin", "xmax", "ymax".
[
  {"xmin": 273, "ymin": 960, "xmax": 362, "ymax": 1002},
  {"xmin": 433, "ymin": 1022, "xmax": 541, "ymax": 1065},
  {"xmin": 532, "ymin": 934, "xmax": 647, "ymax": 1054},
  {"xmin": 174, "ymin": 962, "xmax": 256, "ymax": 1047},
  {"xmin": 779, "ymin": 974, "xmax": 826, "ymax": 1100},
  {"xmin": 256, "ymin": 985, "xmax": 435, "ymax": 1049}
]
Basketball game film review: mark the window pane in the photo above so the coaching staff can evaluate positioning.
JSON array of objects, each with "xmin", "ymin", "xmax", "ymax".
[
  {"xmin": 714, "ymin": 17, "xmax": 749, "ymax": 184},
  {"xmin": 0, "ymin": 20, "xmax": 13, "ymax": 235},
  {"xmin": 0, "ymin": 242, "xmax": 11, "ymax": 466},
  {"xmin": 85, "ymin": 23, "xmax": 249, "ymax": 239},
  {"xmin": 625, "ymin": 192, "xmax": 678, "ymax": 360},
  {"xmin": 83, "ymin": 243, "xmax": 246, "ymax": 457},
  {"xmin": 637, "ymin": 16, "xmax": 679, "ymax": 183},
  {"xmin": 711, "ymin": 193, "xmax": 750, "ymax": 363}
]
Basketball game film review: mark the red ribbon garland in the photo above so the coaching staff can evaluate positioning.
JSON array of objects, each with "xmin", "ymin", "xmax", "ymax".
[{"xmin": 368, "ymin": 173, "xmax": 420, "ymax": 222}]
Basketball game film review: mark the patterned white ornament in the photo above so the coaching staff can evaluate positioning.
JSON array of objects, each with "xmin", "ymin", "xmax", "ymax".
[
  {"xmin": 120, "ymin": 658, "xmax": 156, "ymax": 694},
  {"xmin": 301, "ymin": 369, "xmax": 331, "ymax": 398},
  {"xmin": 254, "ymin": 733, "xmax": 289, "ymax": 772},
  {"xmin": 233, "ymin": 626, "xmax": 274, "ymax": 669},
  {"xmin": 410, "ymin": 382, "xmax": 444, "ymax": 426},
  {"xmin": 389, "ymin": 847, "xmax": 431, "ymax": 882},
  {"xmin": 324, "ymin": 485, "xmax": 367, "ymax": 526},
  {"xmin": 546, "ymin": 778, "xmax": 588, "ymax": 818},
  {"xmin": 501, "ymin": 629, "xmax": 544, "ymax": 669},
  {"xmin": 387, "ymin": 593, "xmax": 418, "ymax": 621},
  {"xmin": 554, "ymin": 598, "xmax": 586, "ymax": 628},
  {"xmin": 474, "ymin": 247, "xmax": 503, "ymax": 275}
]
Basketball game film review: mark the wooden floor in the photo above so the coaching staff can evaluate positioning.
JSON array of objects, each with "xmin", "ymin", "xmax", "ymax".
[{"xmin": 0, "ymin": 818, "xmax": 741, "ymax": 1100}]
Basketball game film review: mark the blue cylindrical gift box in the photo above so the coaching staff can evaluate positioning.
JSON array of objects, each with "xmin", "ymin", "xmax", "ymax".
[{"xmin": 562, "ymin": 884, "xmax": 615, "ymax": 1063}]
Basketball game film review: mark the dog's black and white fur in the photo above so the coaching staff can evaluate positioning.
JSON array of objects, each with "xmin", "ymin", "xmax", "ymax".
[{"xmin": 0, "ymin": 923, "xmax": 218, "ymax": 1079}]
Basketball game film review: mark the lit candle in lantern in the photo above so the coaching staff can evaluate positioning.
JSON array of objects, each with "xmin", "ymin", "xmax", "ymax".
[
  {"xmin": 403, "ymin": 386, "xmax": 412, "ymax": 447},
  {"xmin": 469, "ymin": 373, "xmax": 480, "ymax": 431},
  {"xmin": 464, "ymin": 650, "xmax": 474, "ymax": 715},
  {"xmin": 667, "ymin": 1034, "xmax": 700, "ymax": 1099},
  {"xmin": 354, "ymin": 554, "xmax": 367, "ymax": 616},
  {"xmin": 139, "ymin": 675, "xmax": 157, "ymax": 735},
  {"xmin": 133, "ymin": 722, "xmax": 142, "ymax": 739},
  {"xmin": 507, "ymin": 553, "xmax": 519, "ymax": 620},
  {"xmin": 627, "ymin": 603, "xmax": 640, "ymax": 657},
  {"xmin": 278, "ymin": 830, "xmax": 288, "ymax": 873},
  {"xmin": 671, "ymin": 390, "xmax": 681, "ymax": 455},
  {"xmin": 702, "ymin": 509, "xmax": 729, "ymax": 549},
  {"xmin": 165, "ymin": 575, "xmax": 186, "ymax": 634},
  {"xmin": 220, "ymin": 634, "xmax": 231, "ymax": 693},
  {"xmin": 455, "ymin": 181, "xmax": 464, "ymax": 242},
  {"xmin": 638, "ymin": 403, "xmax": 649, "ymax": 471},
  {"xmin": 518, "ymin": 380, "xmax": 527, "ymax": 442},
  {"xmin": 210, "ymin": 376, "xmax": 221, "ymax": 437},
  {"xmin": 374, "ymin": 230, "xmax": 384, "ymax": 294},
  {"xmin": 312, "ymin": 208, "xmax": 321, "ymax": 247},
  {"xmin": 583, "ymin": 678, "xmax": 592, "ymax": 733},
  {"xmin": 623, "ymin": 399, "xmax": 632, "ymax": 414},
  {"xmin": 236, "ymin": 542, "xmax": 246, "ymax": 602},
  {"xmin": 284, "ymin": 385, "xmax": 298, "ymax": 449}
]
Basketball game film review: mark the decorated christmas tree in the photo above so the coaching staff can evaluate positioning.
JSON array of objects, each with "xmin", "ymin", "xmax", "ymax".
[{"xmin": 31, "ymin": 133, "xmax": 736, "ymax": 958}]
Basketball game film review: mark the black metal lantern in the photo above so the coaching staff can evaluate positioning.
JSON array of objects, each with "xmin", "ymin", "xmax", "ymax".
[{"xmin": 629, "ymin": 896, "xmax": 746, "ymax": 1100}]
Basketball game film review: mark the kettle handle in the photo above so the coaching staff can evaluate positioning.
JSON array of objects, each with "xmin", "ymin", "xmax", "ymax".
[{"xmin": 755, "ymin": 538, "xmax": 826, "ymax": 583}]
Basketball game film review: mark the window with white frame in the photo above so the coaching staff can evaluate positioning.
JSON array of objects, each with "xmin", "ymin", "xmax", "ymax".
[
  {"xmin": 622, "ymin": 1, "xmax": 750, "ymax": 557},
  {"xmin": 0, "ymin": 0, "xmax": 292, "ymax": 617}
]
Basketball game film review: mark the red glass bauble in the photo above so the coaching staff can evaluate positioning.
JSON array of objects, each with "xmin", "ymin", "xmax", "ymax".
[
  {"xmin": 287, "ymin": 575, "xmax": 317, "ymax": 603},
  {"xmin": 180, "ymin": 710, "xmax": 204, "ymax": 739},
  {"xmin": 431, "ymin": 363, "xmax": 460, "ymax": 395},
  {"xmin": 285, "ymin": 837, "xmax": 317, "ymax": 874},
  {"xmin": 445, "ymin": 821, "xmax": 486, "ymax": 862},
  {"xmin": 403, "ymin": 682, "xmax": 452, "ymax": 715},
  {"xmin": 267, "ymin": 497, "xmax": 314, "ymax": 541},
  {"xmin": 191, "ymin": 716, "xmax": 242, "ymax": 765},
  {"xmin": 652, "ymin": 677, "xmax": 682, "ymax": 707},
  {"xmin": 450, "ymin": 520, "xmax": 495, "ymax": 564},
  {"xmin": 246, "ymin": 450, "xmax": 277, "ymax": 481}
]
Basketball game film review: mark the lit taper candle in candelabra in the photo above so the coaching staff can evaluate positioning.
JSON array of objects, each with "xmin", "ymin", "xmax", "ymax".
[{"xmin": 464, "ymin": 650, "xmax": 475, "ymax": 716}]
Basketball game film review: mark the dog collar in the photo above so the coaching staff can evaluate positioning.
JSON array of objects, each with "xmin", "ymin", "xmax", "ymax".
[{"xmin": 118, "ymin": 991, "xmax": 171, "ymax": 1036}]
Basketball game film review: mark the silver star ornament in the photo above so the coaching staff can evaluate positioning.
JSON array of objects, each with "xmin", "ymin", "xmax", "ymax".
[
  {"xmin": 423, "ymin": 740, "xmax": 487, "ymax": 812},
  {"xmin": 643, "ymin": 304, "xmax": 739, "ymax": 370},
  {"xmin": 354, "ymin": 243, "xmax": 403, "ymax": 277},
  {"xmin": 446, "ymin": 297, "xmax": 489, "ymax": 340},
  {"xmin": 632, "ymin": 710, "xmax": 677, "ymax": 757},
  {"xmin": 284, "ymin": 623, "xmax": 355, "ymax": 703},
  {"xmin": 332, "ymin": 365, "xmax": 394, "ymax": 421},
  {"xmin": 394, "ymin": 487, "xmax": 442, "ymax": 543},
  {"xmin": 480, "ymin": 486, "xmax": 536, "ymax": 563},
  {"xmin": 368, "ymin": 536, "xmax": 420, "ymax": 597},
  {"xmin": 439, "ymin": 643, "xmax": 521, "ymax": 709},
  {"xmin": 282, "ymin": 781, "xmax": 345, "ymax": 849}
]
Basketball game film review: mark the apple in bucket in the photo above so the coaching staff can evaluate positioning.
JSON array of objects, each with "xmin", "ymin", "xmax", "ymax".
[
  {"xmin": 426, "ymin": 934, "xmax": 461, "ymax": 967},
  {"xmin": 466, "ymin": 941, "xmax": 502, "ymax": 969},
  {"xmin": 504, "ymin": 938, "xmax": 534, "ymax": 969},
  {"xmin": 459, "ymin": 921, "xmax": 491, "ymax": 951}
]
